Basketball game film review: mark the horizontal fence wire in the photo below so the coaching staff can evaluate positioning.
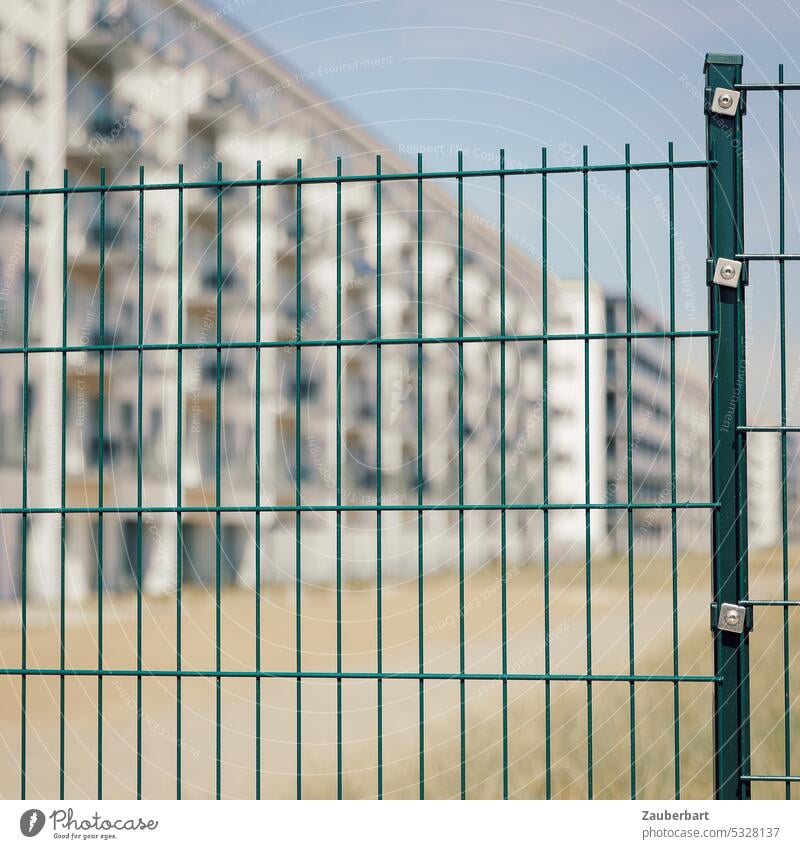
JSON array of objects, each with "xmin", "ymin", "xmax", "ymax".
[
  {"xmin": 0, "ymin": 158, "xmax": 716, "ymax": 199},
  {"xmin": 0, "ymin": 330, "xmax": 717, "ymax": 355},
  {"xmin": 735, "ymin": 83, "xmax": 800, "ymax": 91},
  {"xmin": 0, "ymin": 669, "xmax": 719, "ymax": 682},
  {"xmin": 737, "ymin": 253, "xmax": 800, "ymax": 261},
  {"xmin": 0, "ymin": 502, "xmax": 718, "ymax": 515},
  {"xmin": 741, "ymin": 600, "xmax": 800, "ymax": 607},
  {"xmin": 737, "ymin": 425, "xmax": 800, "ymax": 432},
  {"xmin": 1, "ymin": 150, "xmax": 716, "ymax": 801}
]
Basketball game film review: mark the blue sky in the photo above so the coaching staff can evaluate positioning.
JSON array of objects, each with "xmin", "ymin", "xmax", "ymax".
[{"xmin": 218, "ymin": 0, "xmax": 800, "ymax": 417}]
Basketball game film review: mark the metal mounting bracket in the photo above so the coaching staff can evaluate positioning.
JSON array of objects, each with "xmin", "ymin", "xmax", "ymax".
[
  {"xmin": 712, "ymin": 257, "xmax": 742, "ymax": 288},
  {"xmin": 711, "ymin": 602, "xmax": 749, "ymax": 634},
  {"xmin": 710, "ymin": 87, "xmax": 740, "ymax": 116}
]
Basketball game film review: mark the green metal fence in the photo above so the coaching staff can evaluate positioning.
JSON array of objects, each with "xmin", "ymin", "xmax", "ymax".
[
  {"xmin": 0, "ymin": 52, "xmax": 795, "ymax": 800},
  {"xmin": 712, "ymin": 54, "xmax": 800, "ymax": 799}
]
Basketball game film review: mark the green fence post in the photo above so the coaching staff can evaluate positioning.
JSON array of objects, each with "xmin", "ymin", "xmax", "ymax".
[{"xmin": 705, "ymin": 52, "xmax": 751, "ymax": 801}]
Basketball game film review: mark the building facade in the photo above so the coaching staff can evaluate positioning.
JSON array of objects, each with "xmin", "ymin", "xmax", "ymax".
[
  {"xmin": 0, "ymin": 0, "xmax": 544, "ymax": 599},
  {"xmin": 747, "ymin": 429, "xmax": 800, "ymax": 551},
  {"xmin": 0, "ymin": 1, "xmax": 740, "ymax": 602},
  {"xmin": 604, "ymin": 295, "xmax": 709, "ymax": 557},
  {"xmin": 542, "ymin": 278, "xmax": 608, "ymax": 563}
]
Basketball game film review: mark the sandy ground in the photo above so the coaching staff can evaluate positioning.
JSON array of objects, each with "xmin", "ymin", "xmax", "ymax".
[{"xmin": 0, "ymin": 549, "xmax": 796, "ymax": 799}]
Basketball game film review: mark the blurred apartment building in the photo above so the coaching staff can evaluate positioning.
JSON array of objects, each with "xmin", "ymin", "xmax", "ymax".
[
  {"xmin": 0, "ymin": 1, "xmax": 733, "ymax": 602},
  {"xmin": 601, "ymin": 292, "xmax": 800, "ymax": 557},
  {"xmin": 747, "ymin": 429, "xmax": 800, "ymax": 550},
  {"xmin": 604, "ymin": 295, "xmax": 710, "ymax": 557},
  {"xmin": 537, "ymin": 278, "xmax": 608, "ymax": 564},
  {"xmin": 0, "ymin": 0, "xmax": 551, "ymax": 599},
  {"xmin": 531, "ymin": 287, "xmax": 710, "ymax": 562}
]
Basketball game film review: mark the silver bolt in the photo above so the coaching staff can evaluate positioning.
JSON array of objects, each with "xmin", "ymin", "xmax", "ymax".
[
  {"xmin": 718, "ymin": 92, "xmax": 733, "ymax": 109},
  {"xmin": 720, "ymin": 264, "xmax": 736, "ymax": 280},
  {"xmin": 724, "ymin": 609, "xmax": 741, "ymax": 627}
]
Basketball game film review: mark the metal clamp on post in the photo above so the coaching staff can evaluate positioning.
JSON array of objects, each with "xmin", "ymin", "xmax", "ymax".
[
  {"xmin": 710, "ymin": 602, "xmax": 752, "ymax": 634},
  {"xmin": 705, "ymin": 83, "xmax": 746, "ymax": 116},
  {"xmin": 707, "ymin": 257, "xmax": 747, "ymax": 287},
  {"xmin": 710, "ymin": 87, "xmax": 741, "ymax": 116},
  {"xmin": 712, "ymin": 258, "xmax": 742, "ymax": 287}
]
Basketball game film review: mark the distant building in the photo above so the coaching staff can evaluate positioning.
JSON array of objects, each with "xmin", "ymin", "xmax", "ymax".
[
  {"xmin": 0, "ymin": 0, "xmax": 543, "ymax": 599},
  {"xmin": 542, "ymin": 278, "xmax": 607, "ymax": 562},
  {"xmin": 530, "ymin": 289, "xmax": 710, "ymax": 562},
  {"xmin": 604, "ymin": 296, "xmax": 709, "ymax": 556},
  {"xmin": 747, "ymin": 429, "xmax": 800, "ymax": 550},
  {"xmin": 0, "ymin": 2, "xmax": 744, "ymax": 602}
]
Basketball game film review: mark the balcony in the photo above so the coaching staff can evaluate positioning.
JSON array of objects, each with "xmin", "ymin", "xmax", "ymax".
[
  {"xmin": 68, "ymin": 0, "xmax": 135, "ymax": 67},
  {"xmin": 184, "ymin": 352, "xmax": 244, "ymax": 405},
  {"xmin": 89, "ymin": 215, "xmax": 129, "ymax": 249},
  {"xmin": 0, "ymin": 45, "xmax": 38, "ymax": 104},
  {"xmin": 185, "ymin": 264, "xmax": 240, "ymax": 314},
  {"xmin": 67, "ymin": 103, "xmax": 143, "ymax": 164},
  {"xmin": 203, "ymin": 265, "xmax": 239, "ymax": 292},
  {"xmin": 280, "ymin": 363, "xmax": 322, "ymax": 401},
  {"xmin": 188, "ymin": 78, "xmax": 242, "ymax": 125},
  {"xmin": 67, "ymin": 215, "xmax": 130, "ymax": 273},
  {"xmin": 85, "ymin": 433, "xmax": 120, "ymax": 466},
  {"xmin": 201, "ymin": 359, "xmax": 240, "ymax": 384}
]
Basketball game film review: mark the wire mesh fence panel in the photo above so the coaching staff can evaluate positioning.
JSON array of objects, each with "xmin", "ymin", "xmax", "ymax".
[
  {"xmin": 0, "ymin": 52, "xmax": 794, "ymax": 801},
  {"xmin": 731, "ymin": 57, "xmax": 800, "ymax": 800}
]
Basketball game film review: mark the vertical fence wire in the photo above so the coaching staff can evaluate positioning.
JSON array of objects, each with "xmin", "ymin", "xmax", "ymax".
[
  {"xmin": 375, "ymin": 154, "xmax": 384, "ymax": 800},
  {"xmin": 457, "ymin": 149, "xmax": 467, "ymax": 800},
  {"xmin": 541, "ymin": 147, "xmax": 552, "ymax": 800},
  {"xmin": 255, "ymin": 160, "xmax": 263, "ymax": 800},
  {"xmin": 335, "ymin": 156, "xmax": 343, "ymax": 800},
  {"xmin": 97, "ymin": 166, "xmax": 107, "ymax": 800},
  {"xmin": 416, "ymin": 153, "xmax": 426, "ymax": 800},
  {"xmin": 582, "ymin": 146, "xmax": 593, "ymax": 799},
  {"xmin": 176, "ymin": 162, "xmax": 184, "ymax": 800},
  {"xmin": 20, "ymin": 169, "xmax": 30, "ymax": 801},
  {"xmin": 295, "ymin": 158, "xmax": 303, "ymax": 800},
  {"xmin": 667, "ymin": 142, "xmax": 682, "ymax": 800},
  {"xmin": 777, "ymin": 63, "xmax": 791, "ymax": 801},
  {"xmin": 499, "ymin": 149, "xmax": 509, "ymax": 800},
  {"xmin": 136, "ymin": 165, "xmax": 145, "ymax": 800},
  {"xmin": 624, "ymin": 143, "xmax": 637, "ymax": 799},
  {"xmin": 215, "ymin": 160, "xmax": 223, "ymax": 800},
  {"xmin": 59, "ymin": 168, "xmax": 69, "ymax": 801}
]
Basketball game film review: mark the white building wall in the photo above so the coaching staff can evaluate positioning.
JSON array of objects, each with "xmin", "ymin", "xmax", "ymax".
[
  {"xmin": 546, "ymin": 279, "xmax": 607, "ymax": 562},
  {"xmin": 747, "ymin": 432, "xmax": 783, "ymax": 550}
]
